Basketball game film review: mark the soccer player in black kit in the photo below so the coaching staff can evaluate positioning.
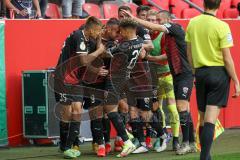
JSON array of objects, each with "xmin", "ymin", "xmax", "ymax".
[
  {"xmin": 107, "ymin": 18, "xmax": 149, "ymax": 158},
  {"xmin": 122, "ymin": 10, "xmax": 196, "ymax": 155},
  {"xmin": 54, "ymin": 16, "xmax": 106, "ymax": 159}
]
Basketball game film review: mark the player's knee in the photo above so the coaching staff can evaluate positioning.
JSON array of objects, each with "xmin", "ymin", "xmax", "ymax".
[
  {"xmin": 179, "ymin": 111, "xmax": 190, "ymax": 126},
  {"xmin": 71, "ymin": 102, "xmax": 82, "ymax": 114},
  {"xmin": 176, "ymin": 100, "xmax": 189, "ymax": 111}
]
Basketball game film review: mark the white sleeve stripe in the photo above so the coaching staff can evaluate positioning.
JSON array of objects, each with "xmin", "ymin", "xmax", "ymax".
[
  {"xmin": 162, "ymin": 25, "xmax": 169, "ymax": 34},
  {"xmin": 76, "ymin": 51, "xmax": 88, "ymax": 54}
]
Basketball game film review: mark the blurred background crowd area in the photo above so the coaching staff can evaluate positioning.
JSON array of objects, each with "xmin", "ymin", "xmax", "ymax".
[{"xmin": 0, "ymin": 0, "xmax": 239, "ymax": 19}]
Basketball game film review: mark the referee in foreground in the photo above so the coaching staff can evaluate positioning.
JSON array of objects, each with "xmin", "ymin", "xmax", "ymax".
[{"xmin": 185, "ymin": 0, "xmax": 240, "ymax": 160}]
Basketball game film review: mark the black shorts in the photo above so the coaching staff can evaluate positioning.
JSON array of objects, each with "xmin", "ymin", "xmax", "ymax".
[
  {"xmin": 173, "ymin": 72, "xmax": 194, "ymax": 101},
  {"xmin": 54, "ymin": 84, "xmax": 84, "ymax": 105},
  {"xmin": 136, "ymin": 98, "xmax": 153, "ymax": 111},
  {"xmin": 82, "ymin": 82, "xmax": 105, "ymax": 109},
  {"xmin": 195, "ymin": 66, "xmax": 230, "ymax": 112}
]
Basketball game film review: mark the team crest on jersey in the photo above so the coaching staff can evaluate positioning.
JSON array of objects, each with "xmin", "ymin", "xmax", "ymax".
[
  {"xmin": 144, "ymin": 34, "xmax": 151, "ymax": 40},
  {"xmin": 144, "ymin": 97, "xmax": 150, "ymax": 104},
  {"xmin": 90, "ymin": 94, "xmax": 95, "ymax": 104},
  {"xmin": 80, "ymin": 42, "xmax": 86, "ymax": 51},
  {"xmin": 104, "ymin": 91, "xmax": 108, "ymax": 99},
  {"xmin": 153, "ymin": 90, "xmax": 158, "ymax": 97},
  {"xmin": 183, "ymin": 87, "xmax": 189, "ymax": 95}
]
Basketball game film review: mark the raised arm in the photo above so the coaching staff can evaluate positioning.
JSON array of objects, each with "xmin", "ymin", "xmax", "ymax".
[{"xmin": 122, "ymin": 10, "xmax": 167, "ymax": 33}]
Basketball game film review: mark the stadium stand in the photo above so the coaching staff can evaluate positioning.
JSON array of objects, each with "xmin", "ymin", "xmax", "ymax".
[
  {"xmin": 191, "ymin": 0, "xmax": 204, "ymax": 8},
  {"xmin": 124, "ymin": 2, "xmax": 138, "ymax": 16},
  {"xmin": 103, "ymin": 3, "xmax": 119, "ymax": 19},
  {"xmin": 45, "ymin": 3, "xmax": 61, "ymax": 19},
  {"xmin": 82, "ymin": 3, "xmax": 102, "ymax": 19},
  {"xmin": 11, "ymin": 0, "xmax": 238, "ymax": 19},
  {"xmin": 232, "ymin": 0, "xmax": 240, "ymax": 7},
  {"xmin": 223, "ymin": 8, "xmax": 239, "ymax": 18},
  {"xmin": 170, "ymin": 0, "xmax": 189, "ymax": 18},
  {"xmin": 182, "ymin": 8, "xmax": 200, "ymax": 18}
]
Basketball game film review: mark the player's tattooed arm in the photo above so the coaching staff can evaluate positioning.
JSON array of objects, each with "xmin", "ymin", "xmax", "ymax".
[{"xmin": 122, "ymin": 10, "xmax": 168, "ymax": 33}]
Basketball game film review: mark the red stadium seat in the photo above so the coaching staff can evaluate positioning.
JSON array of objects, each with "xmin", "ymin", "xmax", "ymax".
[
  {"xmin": 223, "ymin": 8, "xmax": 239, "ymax": 18},
  {"xmin": 151, "ymin": 0, "xmax": 170, "ymax": 10},
  {"xmin": 219, "ymin": 0, "xmax": 231, "ymax": 10},
  {"xmin": 182, "ymin": 8, "xmax": 200, "ymax": 18},
  {"xmin": 232, "ymin": 0, "xmax": 240, "ymax": 7},
  {"xmin": 82, "ymin": 3, "xmax": 102, "ymax": 18},
  {"xmin": 45, "ymin": 3, "xmax": 61, "ymax": 19},
  {"xmin": 170, "ymin": 0, "xmax": 189, "ymax": 18},
  {"xmin": 142, "ymin": 0, "xmax": 149, "ymax": 5},
  {"xmin": 191, "ymin": 0, "xmax": 204, "ymax": 8},
  {"xmin": 216, "ymin": 9, "xmax": 223, "ymax": 19},
  {"xmin": 103, "ymin": 3, "xmax": 119, "ymax": 19},
  {"xmin": 124, "ymin": 3, "xmax": 138, "ymax": 16}
]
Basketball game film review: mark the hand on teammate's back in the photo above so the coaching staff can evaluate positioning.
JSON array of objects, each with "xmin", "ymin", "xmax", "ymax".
[{"xmin": 98, "ymin": 66, "xmax": 109, "ymax": 77}]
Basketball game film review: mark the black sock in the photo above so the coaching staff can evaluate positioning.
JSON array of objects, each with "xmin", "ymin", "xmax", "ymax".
[
  {"xmin": 146, "ymin": 127, "xmax": 152, "ymax": 137},
  {"xmin": 173, "ymin": 136, "xmax": 179, "ymax": 144},
  {"xmin": 91, "ymin": 120, "xmax": 97, "ymax": 144},
  {"xmin": 65, "ymin": 121, "xmax": 80, "ymax": 150},
  {"xmin": 73, "ymin": 137, "xmax": 80, "ymax": 147},
  {"xmin": 189, "ymin": 115, "xmax": 195, "ymax": 143},
  {"xmin": 91, "ymin": 118, "xmax": 104, "ymax": 145},
  {"xmin": 108, "ymin": 112, "xmax": 128, "ymax": 142},
  {"xmin": 200, "ymin": 126, "xmax": 211, "ymax": 160},
  {"xmin": 200, "ymin": 122, "xmax": 215, "ymax": 160},
  {"xmin": 199, "ymin": 126, "xmax": 203, "ymax": 141},
  {"xmin": 129, "ymin": 118, "xmax": 145, "ymax": 143},
  {"xmin": 102, "ymin": 117, "xmax": 111, "ymax": 143},
  {"xmin": 179, "ymin": 111, "xmax": 190, "ymax": 143},
  {"xmin": 151, "ymin": 110, "xmax": 164, "ymax": 138},
  {"xmin": 59, "ymin": 121, "xmax": 70, "ymax": 150}
]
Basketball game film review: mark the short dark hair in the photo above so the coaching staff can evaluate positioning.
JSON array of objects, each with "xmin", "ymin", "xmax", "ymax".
[
  {"xmin": 106, "ymin": 18, "xmax": 120, "ymax": 26},
  {"xmin": 158, "ymin": 10, "xmax": 172, "ymax": 19},
  {"xmin": 119, "ymin": 18, "xmax": 138, "ymax": 29},
  {"xmin": 237, "ymin": 2, "xmax": 240, "ymax": 12},
  {"xmin": 137, "ymin": 5, "xmax": 151, "ymax": 15},
  {"xmin": 118, "ymin": 6, "xmax": 132, "ymax": 13},
  {"xmin": 85, "ymin": 16, "xmax": 102, "ymax": 30},
  {"xmin": 204, "ymin": 0, "xmax": 221, "ymax": 10}
]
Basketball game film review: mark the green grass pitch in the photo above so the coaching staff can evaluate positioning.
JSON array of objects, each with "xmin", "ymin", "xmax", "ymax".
[{"xmin": 1, "ymin": 129, "xmax": 240, "ymax": 160}]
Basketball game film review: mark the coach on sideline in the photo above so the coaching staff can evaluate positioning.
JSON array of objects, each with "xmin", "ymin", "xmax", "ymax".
[{"xmin": 185, "ymin": 0, "xmax": 240, "ymax": 160}]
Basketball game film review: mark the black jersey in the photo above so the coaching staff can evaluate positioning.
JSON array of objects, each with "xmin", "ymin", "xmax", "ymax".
[
  {"xmin": 163, "ymin": 23, "xmax": 192, "ymax": 76},
  {"xmin": 110, "ymin": 37, "xmax": 144, "ymax": 71},
  {"xmin": 136, "ymin": 25, "xmax": 151, "ymax": 42},
  {"xmin": 56, "ymin": 29, "xmax": 96, "ymax": 84}
]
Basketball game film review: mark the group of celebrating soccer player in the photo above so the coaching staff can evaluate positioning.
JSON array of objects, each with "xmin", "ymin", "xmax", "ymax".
[{"xmin": 52, "ymin": 0, "xmax": 240, "ymax": 159}]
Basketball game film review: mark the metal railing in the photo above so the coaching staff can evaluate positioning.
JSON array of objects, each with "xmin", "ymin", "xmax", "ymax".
[
  {"xmin": 182, "ymin": 0, "xmax": 204, "ymax": 13},
  {"xmin": 147, "ymin": 0, "xmax": 176, "ymax": 18}
]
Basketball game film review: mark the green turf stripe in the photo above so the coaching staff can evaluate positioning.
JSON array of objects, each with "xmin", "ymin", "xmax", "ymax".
[{"xmin": 0, "ymin": 21, "xmax": 8, "ymax": 146}]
